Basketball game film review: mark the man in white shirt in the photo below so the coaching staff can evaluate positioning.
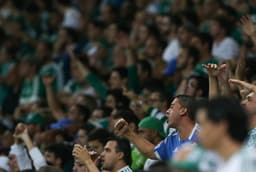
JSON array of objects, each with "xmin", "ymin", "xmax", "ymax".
[
  {"xmin": 210, "ymin": 16, "xmax": 239, "ymax": 61},
  {"xmin": 197, "ymin": 97, "xmax": 256, "ymax": 172}
]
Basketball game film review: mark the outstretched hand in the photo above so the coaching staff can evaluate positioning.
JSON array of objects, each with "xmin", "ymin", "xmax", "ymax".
[
  {"xmin": 114, "ymin": 118, "xmax": 130, "ymax": 138},
  {"xmin": 229, "ymin": 79, "xmax": 256, "ymax": 92},
  {"xmin": 202, "ymin": 63, "xmax": 226, "ymax": 77},
  {"xmin": 13, "ymin": 123, "xmax": 29, "ymax": 141},
  {"xmin": 240, "ymin": 15, "xmax": 256, "ymax": 36},
  {"xmin": 72, "ymin": 144, "xmax": 91, "ymax": 162}
]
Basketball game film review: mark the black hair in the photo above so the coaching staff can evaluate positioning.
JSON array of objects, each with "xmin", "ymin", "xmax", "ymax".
[
  {"xmin": 99, "ymin": 105, "xmax": 113, "ymax": 118},
  {"xmin": 107, "ymin": 89, "xmax": 130, "ymax": 109},
  {"xmin": 206, "ymin": 97, "xmax": 249, "ymax": 143},
  {"xmin": 188, "ymin": 75, "xmax": 209, "ymax": 98},
  {"xmin": 38, "ymin": 166, "xmax": 63, "ymax": 172},
  {"xmin": 148, "ymin": 161, "xmax": 172, "ymax": 172},
  {"xmin": 219, "ymin": 4, "xmax": 238, "ymax": 22},
  {"xmin": 212, "ymin": 15, "xmax": 231, "ymax": 35},
  {"xmin": 89, "ymin": 19, "xmax": 106, "ymax": 29},
  {"xmin": 38, "ymin": 39, "xmax": 53, "ymax": 52},
  {"xmin": 61, "ymin": 27, "xmax": 79, "ymax": 42},
  {"xmin": 170, "ymin": 14, "xmax": 182, "ymax": 28},
  {"xmin": 113, "ymin": 108, "xmax": 139, "ymax": 127},
  {"xmin": 180, "ymin": 9, "xmax": 199, "ymax": 27},
  {"xmin": 45, "ymin": 143, "xmax": 72, "ymax": 167},
  {"xmin": 137, "ymin": 59, "xmax": 152, "ymax": 77},
  {"xmin": 25, "ymin": 2, "xmax": 40, "ymax": 13},
  {"xmin": 196, "ymin": 32, "xmax": 213, "ymax": 51},
  {"xmin": 190, "ymin": 97, "xmax": 209, "ymax": 122},
  {"xmin": 111, "ymin": 67, "xmax": 128, "ymax": 79},
  {"xmin": 76, "ymin": 94, "xmax": 98, "ymax": 115},
  {"xmin": 175, "ymin": 95, "xmax": 196, "ymax": 121},
  {"xmin": 88, "ymin": 128, "xmax": 113, "ymax": 145},
  {"xmin": 142, "ymin": 78, "xmax": 165, "ymax": 93},
  {"xmin": 74, "ymin": 104, "xmax": 91, "ymax": 122},
  {"xmin": 57, "ymin": 0, "xmax": 72, "ymax": 6},
  {"xmin": 182, "ymin": 45, "xmax": 200, "ymax": 66},
  {"xmin": 107, "ymin": 137, "xmax": 132, "ymax": 166}
]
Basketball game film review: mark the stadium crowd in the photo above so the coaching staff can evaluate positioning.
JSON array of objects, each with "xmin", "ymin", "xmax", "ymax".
[{"xmin": 0, "ymin": 0, "xmax": 256, "ymax": 172}]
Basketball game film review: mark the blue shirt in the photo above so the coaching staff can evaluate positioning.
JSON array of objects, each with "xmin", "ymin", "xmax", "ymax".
[
  {"xmin": 50, "ymin": 118, "xmax": 73, "ymax": 129},
  {"xmin": 154, "ymin": 124, "xmax": 199, "ymax": 160}
]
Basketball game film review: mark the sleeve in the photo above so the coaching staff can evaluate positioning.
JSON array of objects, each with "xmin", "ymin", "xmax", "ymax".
[
  {"xmin": 154, "ymin": 137, "xmax": 169, "ymax": 160},
  {"xmin": 85, "ymin": 73, "xmax": 107, "ymax": 100},
  {"xmin": 127, "ymin": 65, "xmax": 141, "ymax": 94},
  {"xmin": 222, "ymin": 39, "xmax": 239, "ymax": 60},
  {"xmin": 29, "ymin": 147, "xmax": 47, "ymax": 170},
  {"xmin": 9, "ymin": 144, "xmax": 33, "ymax": 171}
]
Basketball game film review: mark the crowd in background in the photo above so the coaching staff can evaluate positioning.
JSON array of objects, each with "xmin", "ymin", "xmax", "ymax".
[{"xmin": 0, "ymin": 0, "xmax": 256, "ymax": 172}]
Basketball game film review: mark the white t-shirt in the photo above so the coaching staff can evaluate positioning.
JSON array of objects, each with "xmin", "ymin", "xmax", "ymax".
[
  {"xmin": 62, "ymin": 8, "xmax": 81, "ymax": 29},
  {"xmin": 217, "ymin": 147, "xmax": 256, "ymax": 172},
  {"xmin": 212, "ymin": 37, "xmax": 239, "ymax": 61},
  {"xmin": 162, "ymin": 38, "xmax": 180, "ymax": 63}
]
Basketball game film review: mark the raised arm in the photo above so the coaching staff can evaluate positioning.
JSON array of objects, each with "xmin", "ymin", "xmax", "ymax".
[
  {"xmin": 202, "ymin": 64, "xmax": 220, "ymax": 99},
  {"xmin": 13, "ymin": 124, "xmax": 47, "ymax": 170},
  {"xmin": 114, "ymin": 118, "xmax": 157, "ymax": 159},
  {"xmin": 235, "ymin": 46, "xmax": 246, "ymax": 80},
  {"xmin": 240, "ymin": 15, "xmax": 256, "ymax": 46},
  {"xmin": 126, "ymin": 48, "xmax": 141, "ymax": 94},
  {"xmin": 67, "ymin": 48, "xmax": 108, "ymax": 100},
  {"xmin": 42, "ymin": 75, "xmax": 66, "ymax": 120},
  {"xmin": 217, "ymin": 62, "xmax": 233, "ymax": 97}
]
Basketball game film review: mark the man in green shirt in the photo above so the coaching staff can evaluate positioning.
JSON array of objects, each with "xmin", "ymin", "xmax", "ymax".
[{"xmin": 19, "ymin": 56, "xmax": 44, "ymax": 106}]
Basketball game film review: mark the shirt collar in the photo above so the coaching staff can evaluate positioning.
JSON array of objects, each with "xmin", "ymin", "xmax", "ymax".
[
  {"xmin": 188, "ymin": 123, "xmax": 199, "ymax": 140},
  {"xmin": 117, "ymin": 165, "xmax": 132, "ymax": 172}
]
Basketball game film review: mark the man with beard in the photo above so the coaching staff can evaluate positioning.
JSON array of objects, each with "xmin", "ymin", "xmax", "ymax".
[{"xmin": 44, "ymin": 143, "xmax": 73, "ymax": 172}]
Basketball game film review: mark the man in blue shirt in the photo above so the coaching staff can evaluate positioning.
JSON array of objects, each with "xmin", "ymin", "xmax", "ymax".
[{"xmin": 115, "ymin": 95, "xmax": 199, "ymax": 160}]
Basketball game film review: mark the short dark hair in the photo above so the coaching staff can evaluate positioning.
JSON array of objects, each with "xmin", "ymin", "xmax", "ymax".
[
  {"xmin": 188, "ymin": 75, "xmax": 209, "ymax": 97},
  {"xmin": 61, "ymin": 27, "xmax": 78, "ymax": 42},
  {"xmin": 107, "ymin": 89, "xmax": 130, "ymax": 109},
  {"xmin": 38, "ymin": 166, "xmax": 63, "ymax": 172},
  {"xmin": 175, "ymin": 95, "xmax": 196, "ymax": 121},
  {"xmin": 108, "ymin": 137, "xmax": 132, "ymax": 166},
  {"xmin": 142, "ymin": 78, "xmax": 165, "ymax": 93},
  {"xmin": 88, "ymin": 128, "xmax": 113, "ymax": 146},
  {"xmin": 190, "ymin": 97, "xmax": 209, "ymax": 122},
  {"xmin": 74, "ymin": 104, "xmax": 91, "ymax": 122},
  {"xmin": 113, "ymin": 108, "xmax": 139, "ymax": 127},
  {"xmin": 57, "ymin": 0, "xmax": 71, "ymax": 6},
  {"xmin": 185, "ymin": 46, "xmax": 200, "ymax": 66},
  {"xmin": 212, "ymin": 15, "xmax": 231, "ymax": 35},
  {"xmin": 206, "ymin": 97, "xmax": 249, "ymax": 143},
  {"xmin": 45, "ymin": 143, "xmax": 72, "ymax": 167},
  {"xmin": 196, "ymin": 32, "xmax": 213, "ymax": 51},
  {"xmin": 137, "ymin": 59, "xmax": 152, "ymax": 77}
]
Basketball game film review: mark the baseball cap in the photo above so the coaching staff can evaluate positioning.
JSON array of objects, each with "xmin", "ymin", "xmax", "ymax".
[
  {"xmin": 138, "ymin": 116, "xmax": 166, "ymax": 137},
  {"xmin": 24, "ymin": 112, "xmax": 46, "ymax": 127}
]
